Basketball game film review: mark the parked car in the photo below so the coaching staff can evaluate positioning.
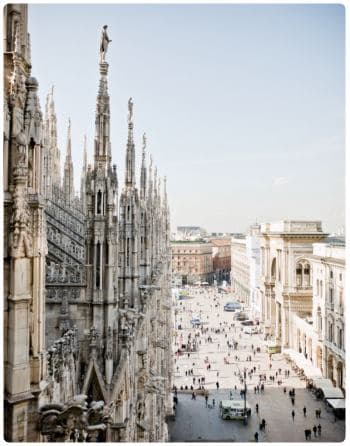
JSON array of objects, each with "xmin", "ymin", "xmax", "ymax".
[
  {"xmin": 224, "ymin": 301, "xmax": 241, "ymax": 311},
  {"xmin": 241, "ymin": 320, "xmax": 255, "ymax": 326},
  {"xmin": 243, "ymin": 326, "xmax": 259, "ymax": 334},
  {"xmin": 234, "ymin": 312, "xmax": 249, "ymax": 321},
  {"xmin": 191, "ymin": 317, "xmax": 201, "ymax": 326}
]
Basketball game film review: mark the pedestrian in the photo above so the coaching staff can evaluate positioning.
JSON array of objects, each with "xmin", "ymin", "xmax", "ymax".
[
  {"xmin": 193, "ymin": 377, "xmax": 195, "ymax": 384},
  {"xmin": 191, "ymin": 392, "xmax": 196, "ymax": 400},
  {"xmin": 283, "ymin": 387, "xmax": 286, "ymax": 394},
  {"xmin": 291, "ymin": 397, "xmax": 295, "ymax": 406},
  {"xmin": 317, "ymin": 424, "xmax": 321, "ymax": 436},
  {"xmin": 216, "ymin": 381, "xmax": 219, "ymax": 390},
  {"xmin": 254, "ymin": 432, "xmax": 259, "ymax": 442},
  {"xmin": 312, "ymin": 425, "xmax": 317, "ymax": 437},
  {"xmin": 254, "ymin": 386, "xmax": 256, "ymax": 394},
  {"xmin": 261, "ymin": 383, "xmax": 264, "ymax": 393},
  {"xmin": 185, "ymin": 371, "xmax": 187, "ymax": 376},
  {"xmin": 291, "ymin": 410, "xmax": 295, "ymax": 421},
  {"xmin": 212, "ymin": 398, "xmax": 215, "ymax": 407},
  {"xmin": 304, "ymin": 429, "xmax": 311, "ymax": 440},
  {"xmin": 205, "ymin": 395, "xmax": 208, "ymax": 407},
  {"xmin": 318, "ymin": 409, "xmax": 321, "ymax": 418},
  {"xmin": 303, "ymin": 406, "xmax": 307, "ymax": 417},
  {"xmin": 255, "ymin": 403, "xmax": 259, "ymax": 413},
  {"xmin": 261, "ymin": 419, "xmax": 266, "ymax": 430}
]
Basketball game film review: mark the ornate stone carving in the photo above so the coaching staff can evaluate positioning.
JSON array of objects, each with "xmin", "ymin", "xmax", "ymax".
[{"xmin": 9, "ymin": 186, "xmax": 33, "ymax": 258}]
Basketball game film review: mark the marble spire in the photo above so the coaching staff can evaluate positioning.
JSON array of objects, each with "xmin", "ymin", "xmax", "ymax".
[
  {"xmin": 140, "ymin": 133, "xmax": 147, "ymax": 199},
  {"xmin": 125, "ymin": 98, "xmax": 135, "ymax": 187}
]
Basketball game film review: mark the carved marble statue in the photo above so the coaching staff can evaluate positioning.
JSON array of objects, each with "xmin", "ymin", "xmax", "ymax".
[{"xmin": 100, "ymin": 25, "xmax": 111, "ymax": 62}]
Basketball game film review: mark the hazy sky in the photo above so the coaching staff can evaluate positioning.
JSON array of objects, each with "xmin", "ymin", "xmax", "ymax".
[{"xmin": 29, "ymin": 3, "xmax": 345, "ymax": 233}]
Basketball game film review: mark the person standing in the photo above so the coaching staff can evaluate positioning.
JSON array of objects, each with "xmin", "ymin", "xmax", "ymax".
[{"xmin": 291, "ymin": 410, "xmax": 295, "ymax": 421}]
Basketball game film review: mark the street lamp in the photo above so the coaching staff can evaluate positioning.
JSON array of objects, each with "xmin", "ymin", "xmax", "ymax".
[{"xmin": 243, "ymin": 380, "xmax": 247, "ymax": 425}]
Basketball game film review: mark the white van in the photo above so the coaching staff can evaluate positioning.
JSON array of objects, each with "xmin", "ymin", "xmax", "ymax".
[
  {"xmin": 220, "ymin": 400, "xmax": 251, "ymax": 420},
  {"xmin": 243, "ymin": 326, "xmax": 259, "ymax": 335}
]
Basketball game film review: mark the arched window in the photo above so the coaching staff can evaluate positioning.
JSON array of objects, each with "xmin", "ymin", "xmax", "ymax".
[
  {"xmin": 303, "ymin": 263, "xmax": 310, "ymax": 286},
  {"xmin": 296, "ymin": 263, "xmax": 302, "ymax": 286},
  {"xmin": 271, "ymin": 258, "xmax": 276, "ymax": 281},
  {"xmin": 97, "ymin": 190, "xmax": 102, "ymax": 214}
]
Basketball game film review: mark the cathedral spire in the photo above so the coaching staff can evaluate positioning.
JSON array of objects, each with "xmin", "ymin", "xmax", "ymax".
[
  {"xmin": 148, "ymin": 155, "xmax": 153, "ymax": 203},
  {"xmin": 94, "ymin": 26, "xmax": 111, "ymax": 166},
  {"xmin": 125, "ymin": 97, "xmax": 135, "ymax": 187},
  {"xmin": 83, "ymin": 134, "xmax": 87, "ymax": 171},
  {"xmin": 140, "ymin": 132, "xmax": 147, "ymax": 199},
  {"xmin": 63, "ymin": 118, "xmax": 74, "ymax": 203}
]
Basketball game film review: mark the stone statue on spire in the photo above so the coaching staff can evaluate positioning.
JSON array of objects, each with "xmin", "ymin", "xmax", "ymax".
[
  {"xmin": 128, "ymin": 98, "xmax": 133, "ymax": 123},
  {"xmin": 100, "ymin": 25, "xmax": 112, "ymax": 62},
  {"xmin": 142, "ymin": 133, "xmax": 147, "ymax": 151}
]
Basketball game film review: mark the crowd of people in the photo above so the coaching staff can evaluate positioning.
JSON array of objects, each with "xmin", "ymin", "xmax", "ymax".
[{"xmin": 172, "ymin": 286, "xmax": 329, "ymax": 442}]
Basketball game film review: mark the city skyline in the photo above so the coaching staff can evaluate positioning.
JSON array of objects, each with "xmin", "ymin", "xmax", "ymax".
[{"xmin": 29, "ymin": 3, "xmax": 345, "ymax": 233}]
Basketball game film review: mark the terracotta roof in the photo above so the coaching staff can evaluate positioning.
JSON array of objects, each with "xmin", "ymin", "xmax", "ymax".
[{"xmin": 211, "ymin": 238, "xmax": 231, "ymax": 246}]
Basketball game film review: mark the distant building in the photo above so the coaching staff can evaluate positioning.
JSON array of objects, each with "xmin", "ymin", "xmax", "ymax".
[
  {"xmin": 171, "ymin": 241, "xmax": 213, "ymax": 285},
  {"xmin": 246, "ymin": 224, "xmax": 262, "ymax": 319},
  {"xmin": 231, "ymin": 237, "xmax": 250, "ymax": 304},
  {"xmin": 211, "ymin": 238, "xmax": 231, "ymax": 284},
  {"xmin": 175, "ymin": 226, "xmax": 207, "ymax": 241}
]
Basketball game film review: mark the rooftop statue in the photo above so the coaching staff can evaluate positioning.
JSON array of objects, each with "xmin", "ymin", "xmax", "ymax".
[
  {"xmin": 128, "ymin": 97, "xmax": 133, "ymax": 123},
  {"xmin": 100, "ymin": 25, "xmax": 112, "ymax": 62}
]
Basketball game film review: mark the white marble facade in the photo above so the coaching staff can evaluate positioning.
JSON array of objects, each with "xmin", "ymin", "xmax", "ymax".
[{"xmin": 3, "ymin": 5, "xmax": 173, "ymax": 442}]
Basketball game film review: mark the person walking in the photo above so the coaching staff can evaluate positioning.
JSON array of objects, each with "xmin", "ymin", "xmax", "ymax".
[
  {"xmin": 312, "ymin": 425, "xmax": 317, "ymax": 437},
  {"xmin": 191, "ymin": 392, "xmax": 196, "ymax": 400},
  {"xmin": 254, "ymin": 432, "xmax": 259, "ymax": 442},
  {"xmin": 216, "ymin": 381, "xmax": 219, "ymax": 390},
  {"xmin": 291, "ymin": 410, "xmax": 295, "ymax": 421},
  {"xmin": 255, "ymin": 403, "xmax": 259, "ymax": 413},
  {"xmin": 303, "ymin": 406, "xmax": 307, "ymax": 417},
  {"xmin": 212, "ymin": 398, "xmax": 215, "ymax": 407},
  {"xmin": 317, "ymin": 424, "xmax": 321, "ymax": 436},
  {"xmin": 291, "ymin": 397, "xmax": 295, "ymax": 406},
  {"xmin": 205, "ymin": 394, "xmax": 208, "ymax": 407}
]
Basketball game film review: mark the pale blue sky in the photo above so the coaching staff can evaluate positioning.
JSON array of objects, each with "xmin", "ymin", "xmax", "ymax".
[{"xmin": 29, "ymin": 3, "xmax": 345, "ymax": 233}]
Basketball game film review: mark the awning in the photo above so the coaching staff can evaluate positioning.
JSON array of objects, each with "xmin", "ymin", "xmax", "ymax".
[
  {"xmin": 313, "ymin": 378, "xmax": 334, "ymax": 389},
  {"xmin": 320, "ymin": 387, "xmax": 344, "ymax": 399},
  {"xmin": 283, "ymin": 349, "xmax": 322, "ymax": 378},
  {"xmin": 326, "ymin": 398, "xmax": 346, "ymax": 409}
]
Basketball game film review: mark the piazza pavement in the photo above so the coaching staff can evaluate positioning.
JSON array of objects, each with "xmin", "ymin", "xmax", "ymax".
[{"xmin": 168, "ymin": 286, "xmax": 345, "ymax": 443}]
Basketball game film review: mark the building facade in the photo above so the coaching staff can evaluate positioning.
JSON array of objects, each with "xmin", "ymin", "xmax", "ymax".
[
  {"xmin": 310, "ymin": 242, "xmax": 345, "ymax": 389},
  {"xmin": 4, "ymin": 5, "xmax": 173, "ymax": 442},
  {"xmin": 246, "ymin": 224, "xmax": 262, "ymax": 319},
  {"xmin": 211, "ymin": 238, "xmax": 231, "ymax": 284},
  {"xmin": 231, "ymin": 237, "xmax": 250, "ymax": 304},
  {"xmin": 171, "ymin": 241, "xmax": 213, "ymax": 285},
  {"xmin": 259, "ymin": 220, "xmax": 326, "ymax": 344}
]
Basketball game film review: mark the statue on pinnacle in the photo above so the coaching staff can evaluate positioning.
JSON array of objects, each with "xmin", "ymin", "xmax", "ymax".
[
  {"xmin": 100, "ymin": 25, "xmax": 112, "ymax": 62},
  {"xmin": 128, "ymin": 98, "xmax": 134, "ymax": 123}
]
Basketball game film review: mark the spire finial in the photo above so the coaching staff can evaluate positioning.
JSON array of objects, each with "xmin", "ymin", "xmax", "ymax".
[
  {"xmin": 142, "ymin": 132, "xmax": 147, "ymax": 151},
  {"xmin": 128, "ymin": 97, "xmax": 133, "ymax": 123},
  {"xmin": 100, "ymin": 25, "xmax": 112, "ymax": 63}
]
